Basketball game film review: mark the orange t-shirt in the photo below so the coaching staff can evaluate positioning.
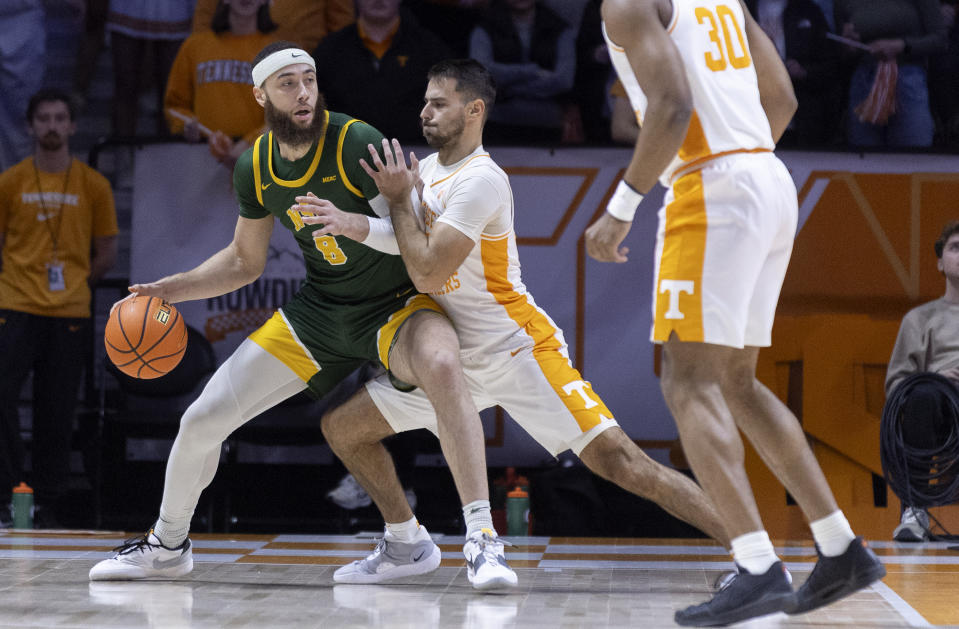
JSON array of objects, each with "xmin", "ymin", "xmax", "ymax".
[
  {"xmin": 164, "ymin": 30, "xmax": 278, "ymax": 144},
  {"xmin": 0, "ymin": 157, "xmax": 118, "ymax": 318}
]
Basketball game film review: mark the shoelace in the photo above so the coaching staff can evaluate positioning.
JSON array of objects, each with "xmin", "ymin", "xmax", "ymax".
[
  {"xmin": 113, "ymin": 535, "xmax": 156, "ymax": 555},
  {"xmin": 361, "ymin": 537, "xmax": 388, "ymax": 562},
  {"xmin": 473, "ymin": 533, "xmax": 514, "ymax": 561},
  {"xmin": 713, "ymin": 570, "xmax": 738, "ymax": 592}
]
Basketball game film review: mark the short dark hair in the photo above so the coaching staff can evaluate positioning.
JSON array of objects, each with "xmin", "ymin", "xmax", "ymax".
[
  {"xmin": 253, "ymin": 41, "xmax": 302, "ymax": 68},
  {"xmin": 935, "ymin": 220, "xmax": 959, "ymax": 258},
  {"xmin": 212, "ymin": 0, "xmax": 276, "ymax": 34},
  {"xmin": 427, "ymin": 59, "xmax": 496, "ymax": 119},
  {"xmin": 26, "ymin": 88, "xmax": 74, "ymax": 123}
]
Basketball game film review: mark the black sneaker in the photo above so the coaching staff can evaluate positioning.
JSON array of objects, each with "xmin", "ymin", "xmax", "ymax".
[
  {"xmin": 675, "ymin": 561, "xmax": 795, "ymax": 627},
  {"xmin": 789, "ymin": 536, "xmax": 886, "ymax": 615}
]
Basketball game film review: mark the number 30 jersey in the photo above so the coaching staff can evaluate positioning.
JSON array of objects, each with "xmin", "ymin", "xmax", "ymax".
[{"xmin": 603, "ymin": 0, "xmax": 774, "ymax": 186}]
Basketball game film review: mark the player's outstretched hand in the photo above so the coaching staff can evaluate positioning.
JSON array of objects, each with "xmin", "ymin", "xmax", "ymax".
[
  {"xmin": 298, "ymin": 192, "xmax": 368, "ymax": 241},
  {"xmin": 585, "ymin": 214, "xmax": 631, "ymax": 263},
  {"xmin": 359, "ymin": 138, "xmax": 418, "ymax": 206}
]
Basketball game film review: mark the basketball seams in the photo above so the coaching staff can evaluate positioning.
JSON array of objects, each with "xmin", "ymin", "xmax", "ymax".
[
  {"xmin": 136, "ymin": 344, "xmax": 187, "ymax": 377},
  {"xmin": 113, "ymin": 297, "xmax": 142, "ymax": 351}
]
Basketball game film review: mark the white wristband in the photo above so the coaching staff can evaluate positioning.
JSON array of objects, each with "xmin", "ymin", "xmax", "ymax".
[
  {"xmin": 606, "ymin": 180, "xmax": 643, "ymax": 222},
  {"xmin": 362, "ymin": 216, "xmax": 400, "ymax": 255}
]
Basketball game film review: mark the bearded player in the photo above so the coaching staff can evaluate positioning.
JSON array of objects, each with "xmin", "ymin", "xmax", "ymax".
[{"xmin": 88, "ymin": 42, "xmax": 515, "ymax": 589}]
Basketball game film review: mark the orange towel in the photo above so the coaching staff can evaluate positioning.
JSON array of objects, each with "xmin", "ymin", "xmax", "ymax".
[{"xmin": 854, "ymin": 60, "xmax": 898, "ymax": 126}]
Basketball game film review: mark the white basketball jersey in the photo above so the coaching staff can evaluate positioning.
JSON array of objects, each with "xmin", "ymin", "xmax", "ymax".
[
  {"xmin": 603, "ymin": 0, "xmax": 774, "ymax": 185},
  {"xmin": 416, "ymin": 146, "xmax": 567, "ymax": 359}
]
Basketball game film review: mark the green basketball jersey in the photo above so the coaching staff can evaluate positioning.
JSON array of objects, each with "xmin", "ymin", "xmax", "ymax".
[{"xmin": 233, "ymin": 110, "xmax": 413, "ymax": 313}]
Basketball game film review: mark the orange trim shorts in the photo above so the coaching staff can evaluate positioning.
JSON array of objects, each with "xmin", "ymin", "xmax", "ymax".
[
  {"xmin": 651, "ymin": 152, "xmax": 798, "ymax": 348},
  {"xmin": 367, "ymin": 342, "xmax": 619, "ymax": 456}
]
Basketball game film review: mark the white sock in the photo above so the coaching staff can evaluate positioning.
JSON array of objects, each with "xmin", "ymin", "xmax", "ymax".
[
  {"xmin": 731, "ymin": 530, "xmax": 779, "ymax": 575},
  {"xmin": 152, "ymin": 512, "xmax": 190, "ymax": 548},
  {"xmin": 385, "ymin": 517, "xmax": 419, "ymax": 542},
  {"xmin": 462, "ymin": 499, "xmax": 494, "ymax": 537},
  {"xmin": 810, "ymin": 510, "xmax": 856, "ymax": 557}
]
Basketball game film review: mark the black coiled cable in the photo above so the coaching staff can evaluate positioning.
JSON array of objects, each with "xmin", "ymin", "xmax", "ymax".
[{"xmin": 880, "ymin": 373, "xmax": 959, "ymax": 526}]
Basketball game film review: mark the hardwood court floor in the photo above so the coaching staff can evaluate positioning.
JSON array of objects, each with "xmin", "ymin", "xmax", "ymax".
[{"xmin": 1, "ymin": 530, "xmax": 956, "ymax": 628}]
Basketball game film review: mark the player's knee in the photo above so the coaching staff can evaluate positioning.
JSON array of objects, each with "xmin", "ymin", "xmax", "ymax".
[
  {"xmin": 660, "ymin": 371, "xmax": 698, "ymax": 413},
  {"xmin": 720, "ymin": 364, "xmax": 759, "ymax": 400},
  {"xmin": 412, "ymin": 342, "xmax": 462, "ymax": 383},
  {"xmin": 178, "ymin": 397, "xmax": 233, "ymax": 450},
  {"xmin": 661, "ymin": 356, "xmax": 695, "ymax": 398},
  {"xmin": 585, "ymin": 437, "xmax": 662, "ymax": 499},
  {"xmin": 584, "ymin": 437, "xmax": 628, "ymax": 478}
]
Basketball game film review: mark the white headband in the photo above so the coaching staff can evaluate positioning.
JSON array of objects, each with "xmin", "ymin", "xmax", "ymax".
[{"xmin": 252, "ymin": 48, "xmax": 316, "ymax": 87}]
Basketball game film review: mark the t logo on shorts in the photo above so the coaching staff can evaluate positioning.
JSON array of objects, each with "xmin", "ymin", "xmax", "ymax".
[
  {"xmin": 659, "ymin": 280, "xmax": 695, "ymax": 320},
  {"xmin": 562, "ymin": 380, "xmax": 599, "ymax": 409}
]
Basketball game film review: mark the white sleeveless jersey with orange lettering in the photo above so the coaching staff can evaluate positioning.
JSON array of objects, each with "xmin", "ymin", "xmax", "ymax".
[
  {"xmin": 417, "ymin": 145, "xmax": 567, "ymax": 358},
  {"xmin": 603, "ymin": 0, "xmax": 774, "ymax": 185}
]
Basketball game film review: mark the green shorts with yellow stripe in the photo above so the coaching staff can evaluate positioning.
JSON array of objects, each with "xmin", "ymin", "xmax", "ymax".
[{"xmin": 248, "ymin": 292, "xmax": 444, "ymax": 397}]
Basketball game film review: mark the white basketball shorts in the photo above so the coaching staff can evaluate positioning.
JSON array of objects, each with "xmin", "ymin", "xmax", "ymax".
[
  {"xmin": 367, "ymin": 342, "xmax": 619, "ymax": 456},
  {"xmin": 651, "ymin": 151, "xmax": 798, "ymax": 348}
]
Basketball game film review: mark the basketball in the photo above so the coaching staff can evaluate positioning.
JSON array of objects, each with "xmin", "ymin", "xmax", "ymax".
[{"xmin": 104, "ymin": 296, "xmax": 188, "ymax": 379}]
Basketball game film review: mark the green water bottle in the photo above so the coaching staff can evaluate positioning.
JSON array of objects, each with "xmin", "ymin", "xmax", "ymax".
[
  {"xmin": 12, "ymin": 482, "xmax": 34, "ymax": 529},
  {"xmin": 506, "ymin": 486, "xmax": 529, "ymax": 536}
]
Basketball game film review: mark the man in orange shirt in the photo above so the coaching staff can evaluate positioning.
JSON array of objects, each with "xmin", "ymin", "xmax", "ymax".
[
  {"xmin": 165, "ymin": 0, "xmax": 279, "ymax": 169},
  {"xmin": 0, "ymin": 89, "xmax": 117, "ymax": 528}
]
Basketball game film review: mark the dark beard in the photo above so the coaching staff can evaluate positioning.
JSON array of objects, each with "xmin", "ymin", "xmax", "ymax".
[
  {"xmin": 423, "ymin": 115, "xmax": 465, "ymax": 150},
  {"xmin": 38, "ymin": 132, "xmax": 65, "ymax": 151},
  {"xmin": 264, "ymin": 94, "xmax": 327, "ymax": 149}
]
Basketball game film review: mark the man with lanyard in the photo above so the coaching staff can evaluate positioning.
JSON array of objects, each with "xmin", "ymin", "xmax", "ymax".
[{"xmin": 0, "ymin": 89, "xmax": 118, "ymax": 528}]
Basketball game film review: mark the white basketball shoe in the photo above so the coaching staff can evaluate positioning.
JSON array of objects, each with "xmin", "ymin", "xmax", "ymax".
[
  {"xmin": 333, "ymin": 525, "xmax": 442, "ymax": 583},
  {"xmin": 89, "ymin": 531, "xmax": 193, "ymax": 581},
  {"xmin": 463, "ymin": 528, "xmax": 518, "ymax": 590}
]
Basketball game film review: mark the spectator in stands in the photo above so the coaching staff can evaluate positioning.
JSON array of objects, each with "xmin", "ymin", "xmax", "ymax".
[
  {"xmin": 0, "ymin": 89, "xmax": 118, "ymax": 528},
  {"xmin": 106, "ymin": 0, "xmax": 195, "ymax": 137},
  {"xmin": 71, "ymin": 0, "xmax": 108, "ymax": 116},
  {"xmin": 312, "ymin": 0, "xmax": 451, "ymax": 143},
  {"xmin": 469, "ymin": 0, "xmax": 575, "ymax": 144},
  {"xmin": 930, "ymin": 0, "xmax": 959, "ymax": 145},
  {"xmin": 165, "ymin": 0, "xmax": 278, "ymax": 170},
  {"xmin": 405, "ymin": 0, "xmax": 490, "ymax": 57},
  {"xmin": 572, "ymin": 0, "xmax": 611, "ymax": 144},
  {"xmin": 748, "ymin": 0, "xmax": 842, "ymax": 147},
  {"xmin": 192, "ymin": 0, "xmax": 355, "ymax": 52},
  {"xmin": 0, "ymin": 0, "xmax": 46, "ymax": 172},
  {"xmin": 834, "ymin": 0, "xmax": 947, "ymax": 148},
  {"xmin": 884, "ymin": 220, "xmax": 959, "ymax": 542}
]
